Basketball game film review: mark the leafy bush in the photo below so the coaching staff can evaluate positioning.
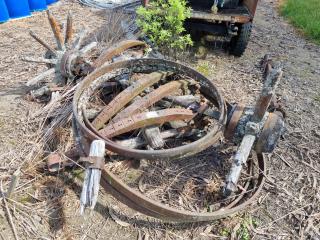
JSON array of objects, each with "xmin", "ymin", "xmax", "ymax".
[{"xmin": 136, "ymin": 0, "xmax": 193, "ymax": 52}]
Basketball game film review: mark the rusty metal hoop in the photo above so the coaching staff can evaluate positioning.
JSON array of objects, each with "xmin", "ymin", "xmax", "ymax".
[
  {"xmin": 73, "ymin": 58, "xmax": 227, "ymax": 160},
  {"xmin": 98, "ymin": 153, "xmax": 265, "ymax": 222}
]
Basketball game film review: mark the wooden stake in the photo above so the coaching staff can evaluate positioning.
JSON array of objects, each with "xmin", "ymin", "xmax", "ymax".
[
  {"xmin": 80, "ymin": 140, "xmax": 105, "ymax": 214},
  {"xmin": 6, "ymin": 169, "xmax": 21, "ymax": 199},
  {"xmin": 1, "ymin": 182, "xmax": 19, "ymax": 240}
]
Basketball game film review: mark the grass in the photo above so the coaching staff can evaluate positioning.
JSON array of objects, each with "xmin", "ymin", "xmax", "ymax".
[
  {"xmin": 196, "ymin": 61, "xmax": 211, "ymax": 77},
  {"xmin": 280, "ymin": 0, "xmax": 320, "ymax": 44}
]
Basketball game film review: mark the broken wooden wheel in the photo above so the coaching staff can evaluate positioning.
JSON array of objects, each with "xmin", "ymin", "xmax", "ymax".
[
  {"xmin": 73, "ymin": 58, "xmax": 227, "ymax": 160},
  {"xmin": 24, "ymin": 10, "xmax": 147, "ymax": 88},
  {"xmin": 24, "ymin": 10, "xmax": 99, "ymax": 86}
]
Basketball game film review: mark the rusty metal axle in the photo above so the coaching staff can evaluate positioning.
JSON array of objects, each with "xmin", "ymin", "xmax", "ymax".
[{"xmin": 223, "ymin": 55, "xmax": 285, "ymax": 196}]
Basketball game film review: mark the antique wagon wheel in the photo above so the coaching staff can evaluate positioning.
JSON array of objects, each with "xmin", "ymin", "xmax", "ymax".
[
  {"xmin": 72, "ymin": 58, "xmax": 266, "ymax": 222},
  {"xmin": 73, "ymin": 58, "xmax": 227, "ymax": 160},
  {"xmin": 24, "ymin": 10, "xmax": 146, "ymax": 87}
]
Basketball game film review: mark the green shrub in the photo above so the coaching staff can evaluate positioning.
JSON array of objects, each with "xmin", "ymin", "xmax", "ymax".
[{"xmin": 136, "ymin": 0, "xmax": 193, "ymax": 53}]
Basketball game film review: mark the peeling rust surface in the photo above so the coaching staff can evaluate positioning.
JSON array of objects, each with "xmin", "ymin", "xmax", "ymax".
[
  {"xmin": 224, "ymin": 104, "xmax": 245, "ymax": 140},
  {"xmin": 99, "ymin": 108, "xmax": 194, "ymax": 138},
  {"xmin": 191, "ymin": 10, "xmax": 251, "ymax": 23}
]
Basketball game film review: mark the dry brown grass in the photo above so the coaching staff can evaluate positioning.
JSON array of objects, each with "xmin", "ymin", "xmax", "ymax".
[{"xmin": 0, "ymin": 0, "xmax": 320, "ymax": 239}]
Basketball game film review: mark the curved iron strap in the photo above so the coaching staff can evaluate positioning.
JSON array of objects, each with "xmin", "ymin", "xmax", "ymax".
[
  {"xmin": 73, "ymin": 112, "xmax": 265, "ymax": 222},
  {"xmin": 93, "ymin": 40, "xmax": 147, "ymax": 68},
  {"xmin": 73, "ymin": 58, "xmax": 227, "ymax": 160},
  {"xmin": 98, "ymin": 153, "xmax": 265, "ymax": 222}
]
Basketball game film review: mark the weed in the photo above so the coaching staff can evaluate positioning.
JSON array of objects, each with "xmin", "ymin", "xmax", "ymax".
[
  {"xmin": 220, "ymin": 228, "xmax": 230, "ymax": 237},
  {"xmin": 314, "ymin": 95, "xmax": 320, "ymax": 102},
  {"xmin": 196, "ymin": 62, "xmax": 211, "ymax": 76}
]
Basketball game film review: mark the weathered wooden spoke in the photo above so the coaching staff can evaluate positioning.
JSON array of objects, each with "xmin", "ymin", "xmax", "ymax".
[
  {"xmin": 92, "ymin": 72, "xmax": 170, "ymax": 129},
  {"xmin": 46, "ymin": 10, "xmax": 64, "ymax": 50},
  {"xmin": 65, "ymin": 11, "xmax": 73, "ymax": 46},
  {"xmin": 99, "ymin": 108, "xmax": 194, "ymax": 138},
  {"xmin": 112, "ymin": 80, "xmax": 185, "ymax": 122}
]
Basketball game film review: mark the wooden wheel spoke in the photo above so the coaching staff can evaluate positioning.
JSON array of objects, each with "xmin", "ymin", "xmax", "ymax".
[
  {"xmin": 29, "ymin": 31, "xmax": 57, "ymax": 56},
  {"xmin": 112, "ymin": 80, "xmax": 184, "ymax": 122},
  {"xmin": 99, "ymin": 108, "xmax": 194, "ymax": 138},
  {"xmin": 26, "ymin": 68, "xmax": 56, "ymax": 86},
  {"xmin": 65, "ymin": 11, "xmax": 73, "ymax": 46},
  {"xmin": 46, "ymin": 10, "xmax": 64, "ymax": 50},
  {"xmin": 92, "ymin": 72, "xmax": 170, "ymax": 129}
]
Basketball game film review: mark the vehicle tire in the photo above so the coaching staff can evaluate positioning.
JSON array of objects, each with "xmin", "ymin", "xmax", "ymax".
[{"xmin": 229, "ymin": 22, "xmax": 252, "ymax": 57}]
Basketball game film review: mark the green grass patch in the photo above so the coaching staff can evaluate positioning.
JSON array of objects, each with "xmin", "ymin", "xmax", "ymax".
[
  {"xmin": 280, "ymin": 0, "xmax": 320, "ymax": 44},
  {"xmin": 196, "ymin": 61, "xmax": 211, "ymax": 77}
]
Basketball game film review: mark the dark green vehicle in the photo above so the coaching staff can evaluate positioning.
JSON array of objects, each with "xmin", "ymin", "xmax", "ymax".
[{"xmin": 142, "ymin": 0, "xmax": 259, "ymax": 56}]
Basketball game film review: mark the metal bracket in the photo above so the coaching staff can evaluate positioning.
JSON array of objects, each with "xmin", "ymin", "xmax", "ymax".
[{"xmin": 80, "ymin": 156, "xmax": 105, "ymax": 170}]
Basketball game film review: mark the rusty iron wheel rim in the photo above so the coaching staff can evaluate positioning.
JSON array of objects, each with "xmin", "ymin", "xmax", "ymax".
[{"xmin": 73, "ymin": 58, "xmax": 228, "ymax": 160}]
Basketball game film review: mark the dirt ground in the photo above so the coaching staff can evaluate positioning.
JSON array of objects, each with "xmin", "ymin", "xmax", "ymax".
[{"xmin": 0, "ymin": 0, "xmax": 319, "ymax": 239}]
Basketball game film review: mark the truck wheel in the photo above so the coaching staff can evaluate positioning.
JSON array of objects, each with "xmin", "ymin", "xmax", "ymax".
[{"xmin": 229, "ymin": 22, "xmax": 252, "ymax": 57}]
